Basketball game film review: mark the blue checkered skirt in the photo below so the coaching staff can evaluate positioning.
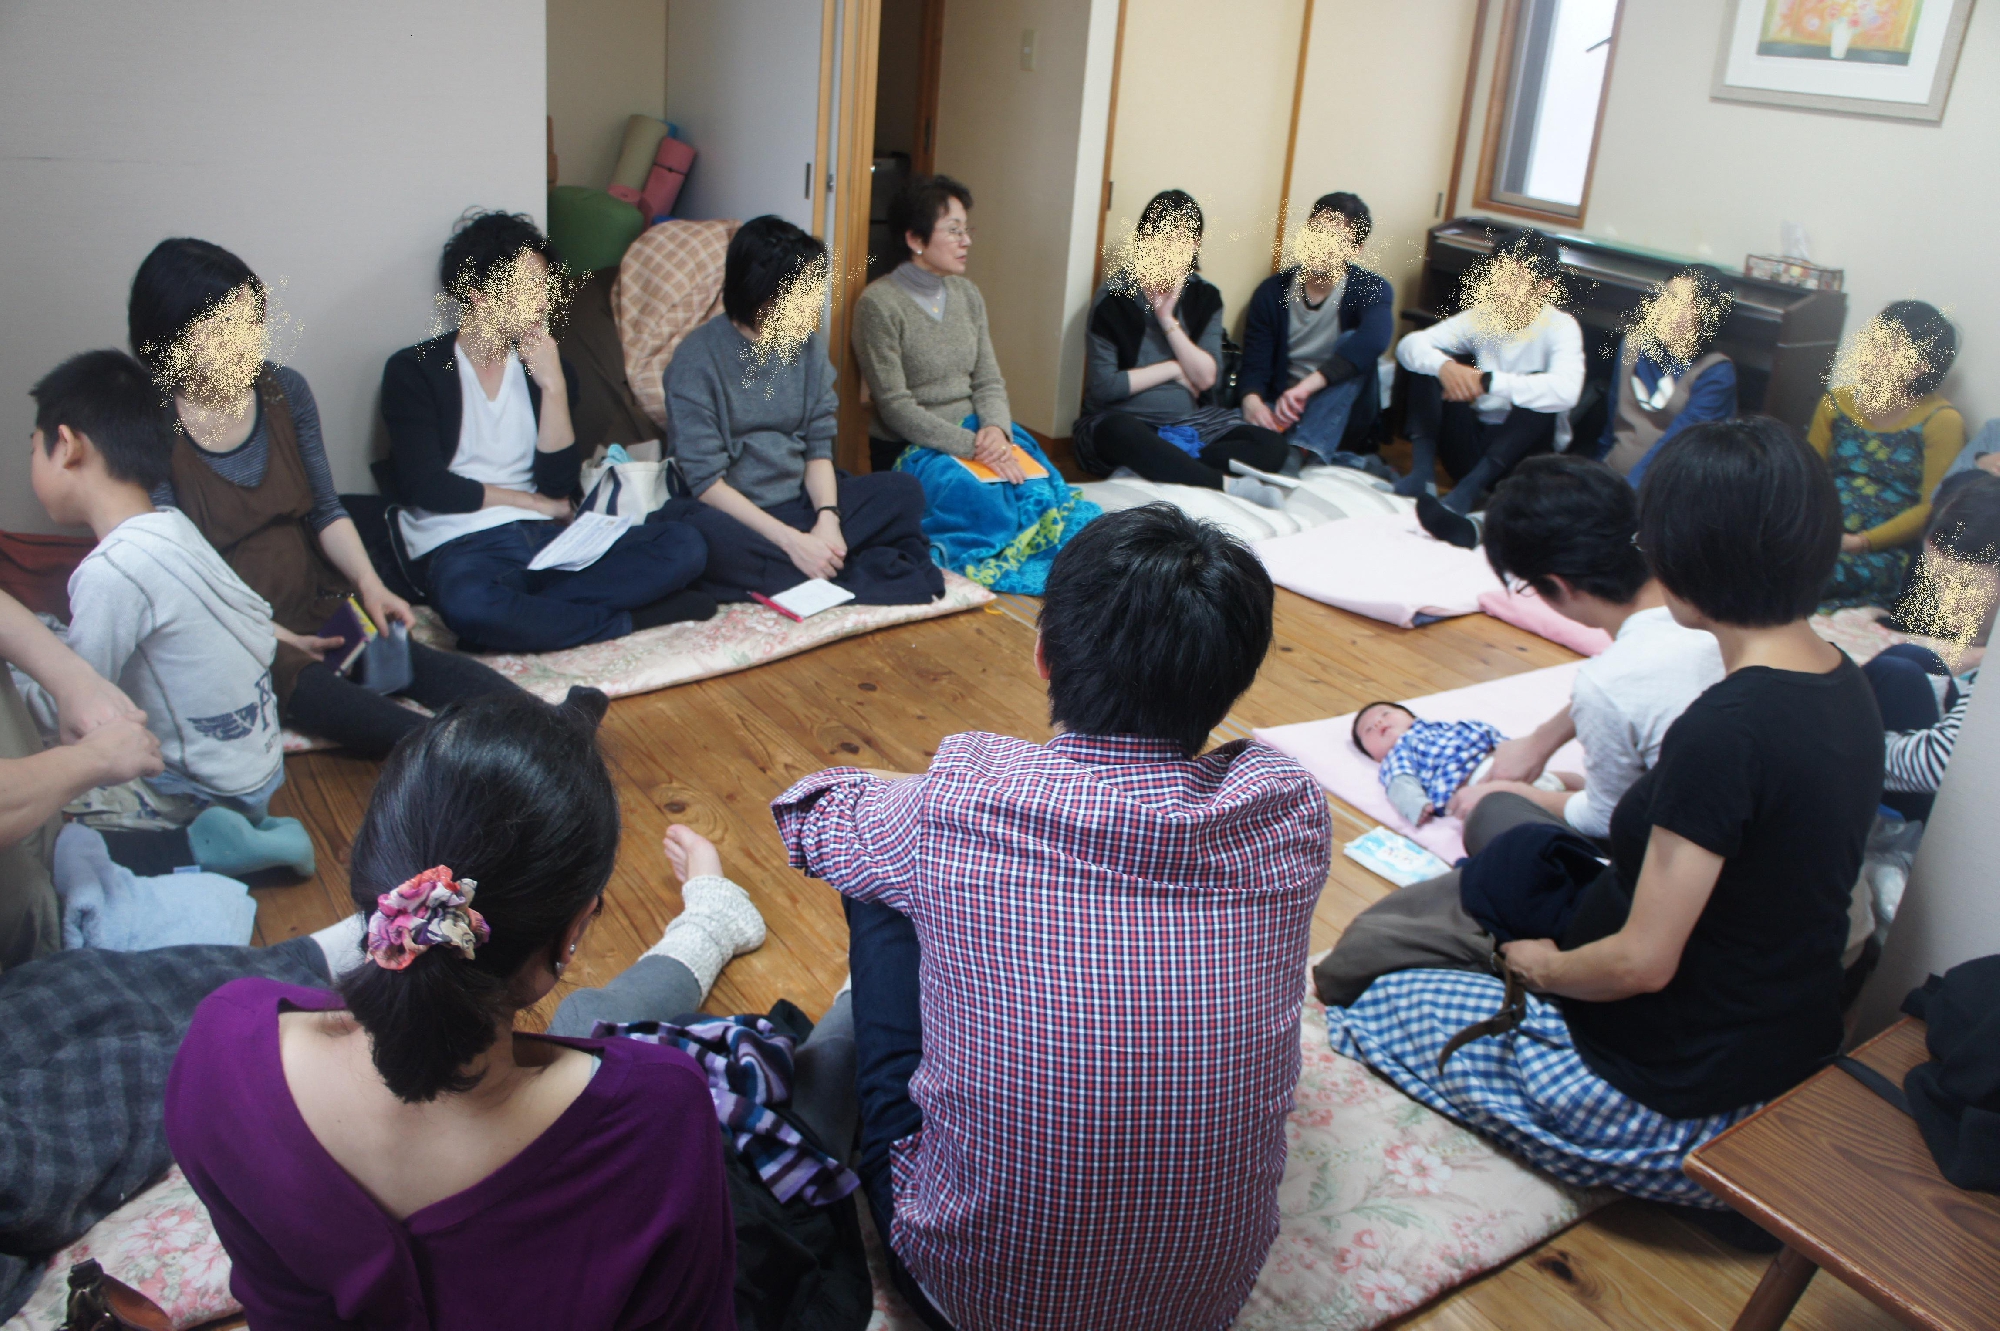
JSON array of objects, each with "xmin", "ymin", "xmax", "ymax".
[{"xmin": 1326, "ymin": 969, "xmax": 1756, "ymax": 1208}]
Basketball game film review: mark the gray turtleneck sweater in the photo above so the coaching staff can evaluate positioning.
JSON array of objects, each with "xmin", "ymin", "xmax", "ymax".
[{"xmin": 852, "ymin": 267, "xmax": 1012, "ymax": 458}]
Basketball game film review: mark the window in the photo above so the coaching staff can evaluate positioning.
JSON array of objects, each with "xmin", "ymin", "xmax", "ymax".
[{"xmin": 1476, "ymin": 0, "xmax": 1623, "ymax": 223}]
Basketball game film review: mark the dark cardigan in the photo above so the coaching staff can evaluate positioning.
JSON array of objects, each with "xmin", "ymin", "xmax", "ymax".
[
  {"xmin": 377, "ymin": 333, "xmax": 583, "ymax": 512},
  {"xmin": 1237, "ymin": 263, "xmax": 1393, "ymax": 405}
]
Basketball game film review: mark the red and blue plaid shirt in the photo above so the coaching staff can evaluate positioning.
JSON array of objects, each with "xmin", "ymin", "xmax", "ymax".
[{"xmin": 774, "ymin": 731, "xmax": 1332, "ymax": 1330}]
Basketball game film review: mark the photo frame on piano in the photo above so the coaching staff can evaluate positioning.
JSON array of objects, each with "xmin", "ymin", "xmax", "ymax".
[{"xmin": 1711, "ymin": 0, "xmax": 1975, "ymax": 123}]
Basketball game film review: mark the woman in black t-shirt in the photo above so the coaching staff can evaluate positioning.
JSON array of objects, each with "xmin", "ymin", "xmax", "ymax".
[{"xmin": 1326, "ymin": 417, "xmax": 1883, "ymax": 1216}]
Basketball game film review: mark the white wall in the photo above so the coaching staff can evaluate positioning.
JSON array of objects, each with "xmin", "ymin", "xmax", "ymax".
[
  {"xmin": 547, "ymin": 0, "xmax": 668, "ymax": 190},
  {"xmin": 1284, "ymin": 1, "xmax": 1482, "ymax": 351},
  {"xmin": 666, "ymin": 0, "xmax": 824, "ymax": 230},
  {"xmin": 935, "ymin": 0, "xmax": 1118, "ymax": 436},
  {"xmin": 1105, "ymin": 0, "xmax": 1308, "ymax": 332},
  {"xmin": 1455, "ymin": 0, "xmax": 1996, "ymax": 429},
  {"xmin": 0, "ymin": 0, "xmax": 547, "ymax": 535}
]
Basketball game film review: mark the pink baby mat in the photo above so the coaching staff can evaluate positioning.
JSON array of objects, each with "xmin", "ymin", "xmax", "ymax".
[{"xmin": 1254, "ymin": 662, "xmax": 1587, "ymax": 863}]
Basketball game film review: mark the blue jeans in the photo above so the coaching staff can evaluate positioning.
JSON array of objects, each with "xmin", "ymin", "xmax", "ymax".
[
  {"xmin": 845, "ymin": 896, "xmax": 955, "ymax": 1330},
  {"xmin": 1287, "ymin": 374, "xmax": 1368, "ymax": 465},
  {"xmin": 425, "ymin": 518, "xmax": 706, "ymax": 653}
]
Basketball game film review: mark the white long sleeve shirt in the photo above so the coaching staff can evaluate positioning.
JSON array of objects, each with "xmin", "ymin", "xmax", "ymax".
[
  {"xmin": 1562, "ymin": 606, "xmax": 1726, "ymax": 838},
  {"xmin": 1397, "ymin": 306, "xmax": 1586, "ymax": 448}
]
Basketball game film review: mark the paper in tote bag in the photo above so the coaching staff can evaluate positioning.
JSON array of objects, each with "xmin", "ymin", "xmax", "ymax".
[{"xmin": 579, "ymin": 442, "xmax": 674, "ymax": 519}]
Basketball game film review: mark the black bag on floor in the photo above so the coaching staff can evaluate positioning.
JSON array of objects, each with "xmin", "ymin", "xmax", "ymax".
[{"xmin": 727, "ymin": 1001, "xmax": 872, "ymax": 1331}]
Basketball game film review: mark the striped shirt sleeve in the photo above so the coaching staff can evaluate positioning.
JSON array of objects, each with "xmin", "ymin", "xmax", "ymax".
[{"xmin": 1885, "ymin": 670, "xmax": 1975, "ymax": 794}]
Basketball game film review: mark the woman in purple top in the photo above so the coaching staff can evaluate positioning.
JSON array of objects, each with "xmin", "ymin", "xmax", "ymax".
[{"xmin": 164, "ymin": 693, "xmax": 738, "ymax": 1329}]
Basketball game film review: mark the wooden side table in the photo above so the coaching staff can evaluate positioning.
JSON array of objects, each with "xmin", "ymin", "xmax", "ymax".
[{"xmin": 1685, "ymin": 1018, "xmax": 2000, "ymax": 1329}]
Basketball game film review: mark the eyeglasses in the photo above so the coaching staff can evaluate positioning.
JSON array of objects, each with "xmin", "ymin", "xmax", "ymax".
[{"xmin": 936, "ymin": 224, "xmax": 975, "ymax": 242}]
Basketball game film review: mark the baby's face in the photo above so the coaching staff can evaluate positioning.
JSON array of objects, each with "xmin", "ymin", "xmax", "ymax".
[{"xmin": 1356, "ymin": 704, "xmax": 1415, "ymax": 761}]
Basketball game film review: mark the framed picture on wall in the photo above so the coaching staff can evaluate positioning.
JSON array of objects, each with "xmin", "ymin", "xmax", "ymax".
[{"xmin": 1711, "ymin": 0, "xmax": 1976, "ymax": 121}]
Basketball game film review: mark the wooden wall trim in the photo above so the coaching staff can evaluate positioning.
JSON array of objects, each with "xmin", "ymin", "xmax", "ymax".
[
  {"xmin": 1271, "ymin": 0, "xmax": 1317, "ymax": 273},
  {"xmin": 831, "ymin": 0, "xmax": 883, "ymax": 472},
  {"xmin": 814, "ymin": 0, "xmax": 838, "ymax": 240},
  {"xmin": 1090, "ymin": 0, "xmax": 1131, "ymax": 294}
]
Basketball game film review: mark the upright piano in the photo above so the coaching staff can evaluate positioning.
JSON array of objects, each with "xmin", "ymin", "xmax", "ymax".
[{"xmin": 1405, "ymin": 217, "xmax": 1848, "ymax": 433}]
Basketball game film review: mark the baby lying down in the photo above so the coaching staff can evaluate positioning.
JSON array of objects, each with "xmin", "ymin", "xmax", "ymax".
[{"xmin": 1354, "ymin": 702, "xmax": 1570, "ymax": 826}]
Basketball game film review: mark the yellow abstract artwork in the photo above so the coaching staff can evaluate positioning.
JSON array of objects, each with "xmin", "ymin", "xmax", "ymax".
[{"xmin": 1758, "ymin": 0, "xmax": 1923, "ymax": 63}]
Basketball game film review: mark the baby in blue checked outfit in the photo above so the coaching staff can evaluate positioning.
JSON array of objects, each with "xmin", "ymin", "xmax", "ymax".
[{"xmin": 1354, "ymin": 702, "xmax": 1566, "ymax": 825}]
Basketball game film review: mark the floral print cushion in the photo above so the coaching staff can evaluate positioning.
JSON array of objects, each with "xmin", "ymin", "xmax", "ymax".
[
  {"xmin": 284, "ymin": 571, "xmax": 996, "ymax": 751},
  {"xmin": 5, "ymin": 1168, "xmax": 235, "ymax": 1331},
  {"xmin": 865, "ymin": 976, "xmax": 1610, "ymax": 1331}
]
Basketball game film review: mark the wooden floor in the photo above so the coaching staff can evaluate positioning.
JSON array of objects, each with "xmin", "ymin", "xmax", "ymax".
[{"xmin": 260, "ymin": 588, "xmax": 1901, "ymax": 1331}]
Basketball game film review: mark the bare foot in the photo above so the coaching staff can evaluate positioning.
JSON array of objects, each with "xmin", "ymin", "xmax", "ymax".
[{"xmin": 663, "ymin": 825, "xmax": 724, "ymax": 884}]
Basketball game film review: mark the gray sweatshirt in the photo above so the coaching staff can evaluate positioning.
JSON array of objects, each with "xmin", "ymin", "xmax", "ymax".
[
  {"xmin": 25, "ymin": 509, "xmax": 281, "ymax": 801},
  {"xmin": 665, "ymin": 316, "xmax": 839, "ymax": 508}
]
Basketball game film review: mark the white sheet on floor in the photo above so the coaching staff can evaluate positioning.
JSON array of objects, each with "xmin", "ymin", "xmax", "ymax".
[
  {"xmin": 1254, "ymin": 512, "xmax": 1505, "ymax": 628},
  {"xmin": 1075, "ymin": 466, "xmax": 1409, "ymax": 546},
  {"xmin": 1253, "ymin": 662, "xmax": 1587, "ymax": 863}
]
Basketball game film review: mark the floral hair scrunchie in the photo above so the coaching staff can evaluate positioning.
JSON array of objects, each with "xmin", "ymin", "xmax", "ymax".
[{"xmin": 365, "ymin": 866, "xmax": 491, "ymax": 970}]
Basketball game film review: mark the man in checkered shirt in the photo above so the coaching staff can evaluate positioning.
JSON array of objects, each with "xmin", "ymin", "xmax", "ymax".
[{"xmin": 774, "ymin": 504, "xmax": 1332, "ymax": 1330}]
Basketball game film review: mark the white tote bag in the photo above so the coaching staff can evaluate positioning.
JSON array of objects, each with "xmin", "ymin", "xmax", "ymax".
[{"xmin": 579, "ymin": 441, "xmax": 674, "ymax": 519}]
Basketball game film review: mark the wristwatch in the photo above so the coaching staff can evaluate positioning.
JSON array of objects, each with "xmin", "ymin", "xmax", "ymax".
[{"xmin": 815, "ymin": 505, "xmax": 842, "ymax": 519}]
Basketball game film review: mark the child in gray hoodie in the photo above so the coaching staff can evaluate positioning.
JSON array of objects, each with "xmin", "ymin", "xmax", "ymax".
[{"xmin": 25, "ymin": 351, "xmax": 312, "ymax": 876}]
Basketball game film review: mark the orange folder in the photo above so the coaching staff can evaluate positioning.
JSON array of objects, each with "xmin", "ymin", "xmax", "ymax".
[{"xmin": 955, "ymin": 446, "xmax": 1050, "ymax": 483}]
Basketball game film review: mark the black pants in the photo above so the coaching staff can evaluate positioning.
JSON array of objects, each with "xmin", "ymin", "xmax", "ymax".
[
  {"xmin": 1403, "ymin": 375, "xmax": 1557, "ymax": 510},
  {"xmin": 285, "ymin": 642, "xmax": 520, "ymax": 760},
  {"xmin": 656, "ymin": 471, "xmax": 944, "ymax": 606},
  {"xmin": 1088, "ymin": 411, "xmax": 1290, "ymax": 489}
]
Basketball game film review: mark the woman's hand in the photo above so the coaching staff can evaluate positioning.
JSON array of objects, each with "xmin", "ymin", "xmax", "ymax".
[
  {"xmin": 50, "ymin": 671, "xmax": 148, "ymax": 745},
  {"xmin": 1148, "ymin": 280, "xmax": 1186, "ymax": 328},
  {"xmin": 663, "ymin": 825, "xmax": 724, "ymax": 884},
  {"xmin": 75, "ymin": 718, "xmax": 164, "ymax": 786},
  {"xmin": 274, "ymin": 625, "xmax": 346, "ymax": 662},
  {"xmin": 1499, "ymin": 937, "xmax": 1562, "ymax": 991},
  {"xmin": 813, "ymin": 508, "xmax": 848, "ymax": 560},
  {"xmin": 1841, "ymin": 532, "xmax": 1871, "ymax": 554},
  {"xmin": 358, "ymin": 582, "xmax": 416, "ymax": 633},
  {"xmin": 1240, "ymin": 394, "xmax": 1278, "ymax": 432},
  {"xmin": 518, "ymin": 325, "xmax": 566, "ymax": 393},
  {"xmin": 532, "ymin": 491, "xmax": 574, "ymax": 521},
  {"xmin": 784, "ymin": 528, "xmax": 845, "ymax": 581},
  {"xmin": 1274, "ymin": 371, "xmax": 1325, "ymax": 429},
  {"xmin": 972, "ymin": 426, "xmax": 1027, "ymax": 483}
]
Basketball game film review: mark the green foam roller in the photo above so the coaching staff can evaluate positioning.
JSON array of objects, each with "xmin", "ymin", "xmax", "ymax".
[
  {"xmin": 547, "ymin": 186, "xmax": 645, "ymax": 274},
  {"xmin": 610, "ymin": 115, "xmax": 671, "ymax": 193}
]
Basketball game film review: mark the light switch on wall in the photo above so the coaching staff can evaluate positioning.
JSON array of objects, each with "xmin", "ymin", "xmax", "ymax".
[{"xmin": 1020, "ymin": 28, "xmax": 1037, "ymax": 71}]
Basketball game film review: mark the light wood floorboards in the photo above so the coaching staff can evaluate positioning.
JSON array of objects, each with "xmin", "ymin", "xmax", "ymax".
[{"xmin": 256, "ymin": 589, "xmax": 1899, "ymax": 1331}]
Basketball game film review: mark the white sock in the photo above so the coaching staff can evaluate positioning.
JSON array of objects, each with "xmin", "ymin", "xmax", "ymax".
[
  {"xmin": 644, "ymin": 875, "xmax": 767, "ymax": 997},
  {"xmin": 1226, "ymin": 475, "xmax": 1289, "ymax": 510},
  {"xmin": 310, "ymin": 912, "xmax": 368, "ymax": 982}
]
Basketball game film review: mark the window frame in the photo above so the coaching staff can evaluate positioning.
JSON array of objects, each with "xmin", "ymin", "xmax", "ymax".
[{"xmin": 1472, "ymin": 0, "xmax": 1626, "ymax": 226}]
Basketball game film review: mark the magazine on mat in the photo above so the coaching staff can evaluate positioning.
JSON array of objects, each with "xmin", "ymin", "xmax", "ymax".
[{"xmin": 1344, "ymin": 826, "xmax": 1452, "ymax": 887}]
